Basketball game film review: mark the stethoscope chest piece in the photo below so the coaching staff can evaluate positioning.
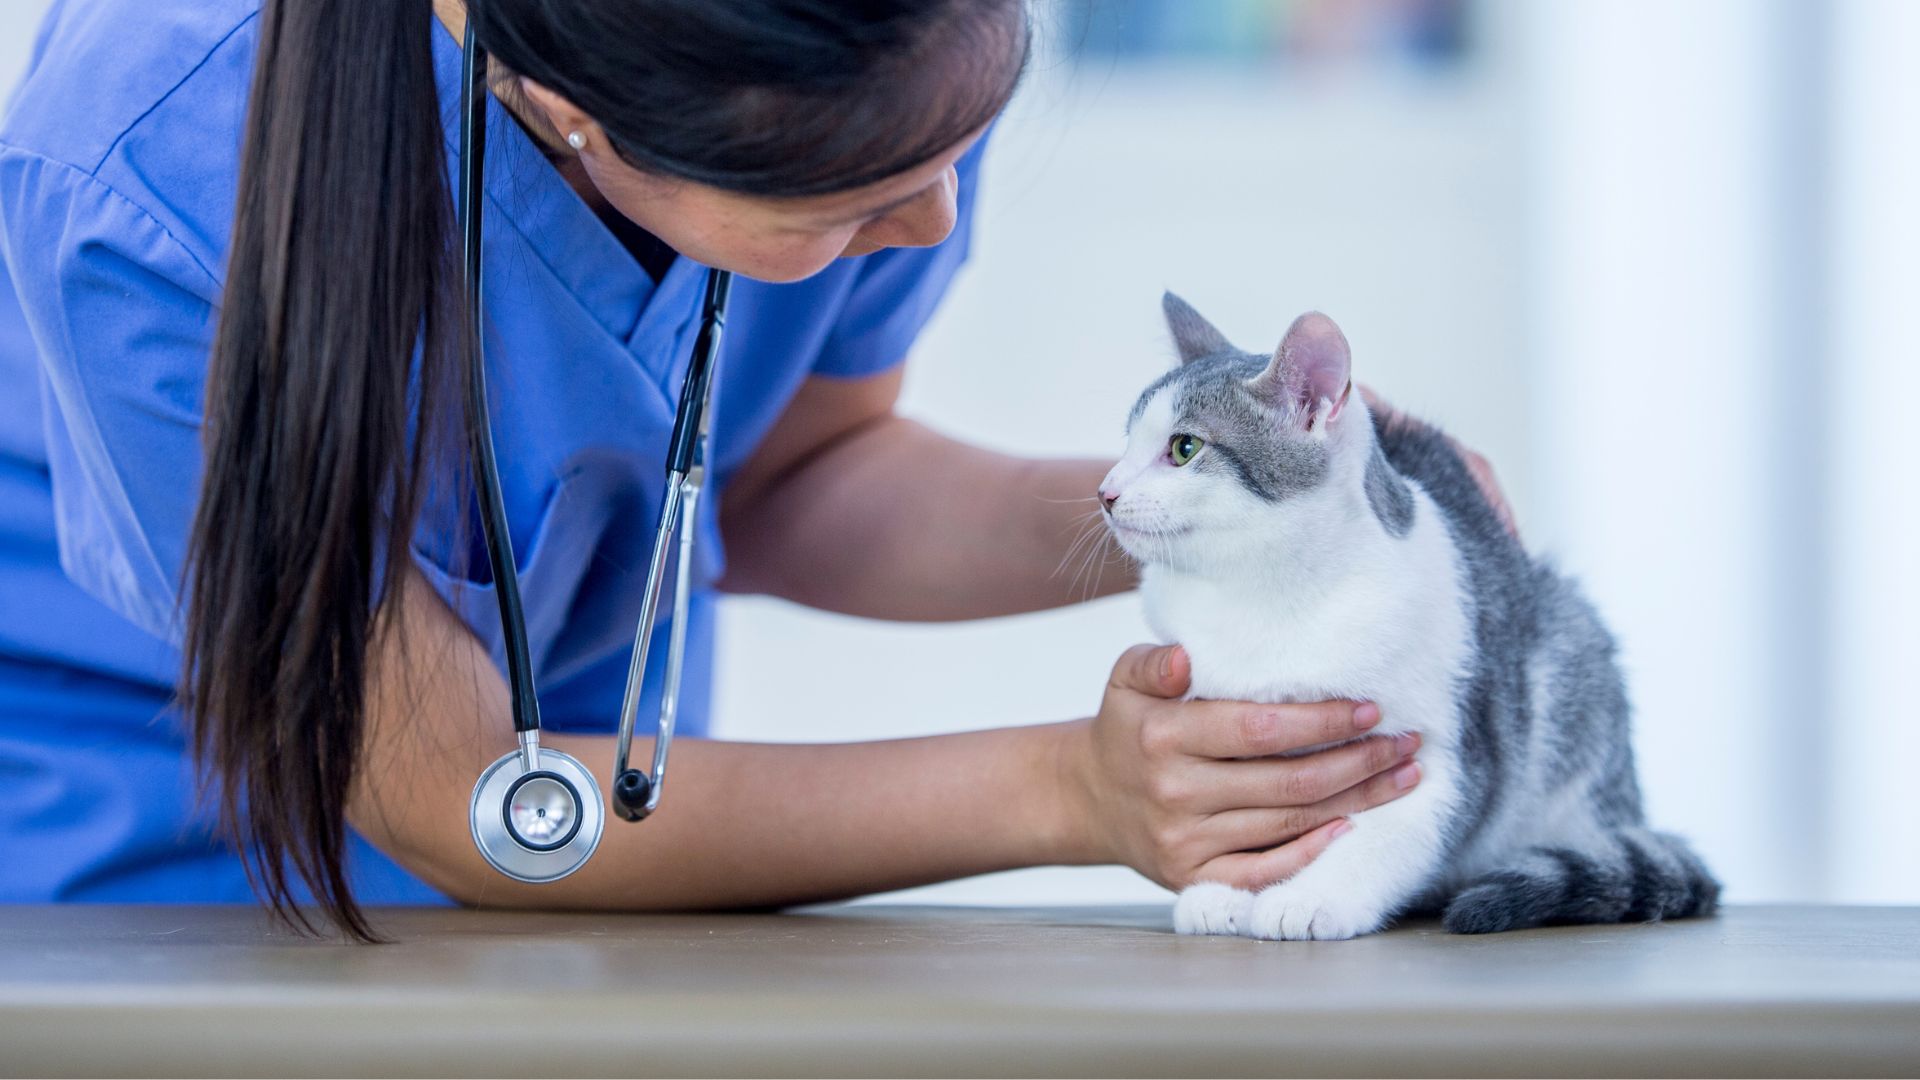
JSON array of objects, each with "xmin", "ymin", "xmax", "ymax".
[{"xmin": 470, "ymin": 747, "xmax": 603, "ymax": 883}]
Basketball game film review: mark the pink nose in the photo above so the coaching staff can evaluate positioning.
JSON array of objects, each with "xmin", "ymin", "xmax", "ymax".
[{"xmin": 1100, "ymin": 488, "xmax": 1120, "ymax": 511}]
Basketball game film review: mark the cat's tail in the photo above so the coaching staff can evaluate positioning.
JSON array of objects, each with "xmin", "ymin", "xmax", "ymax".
[{"xmin": 1442, "ymin": 828, "xmax": 1720, "ymax": 935}]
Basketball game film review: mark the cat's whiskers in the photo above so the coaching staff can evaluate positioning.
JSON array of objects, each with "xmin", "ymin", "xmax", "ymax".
[
  {"xmin": 1054, "ymin": 509, "xmax": 1118, "ymax": 601},
  {"xmin": 1051, "ymin": 508, "xmax": 1108, "ymax": 579},
  {"xmin": 1076, "ymin": 528, "xmax": 1124, "ymax": 602},
  {"xmin": 1062, "ymin": 507, "xmax": 1137, "ymax": 603}
]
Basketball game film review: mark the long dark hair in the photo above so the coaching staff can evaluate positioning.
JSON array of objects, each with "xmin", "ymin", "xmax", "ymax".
[{"xmin": 184, "ymin": 0, "xmax": 1028, "ymax": 940}]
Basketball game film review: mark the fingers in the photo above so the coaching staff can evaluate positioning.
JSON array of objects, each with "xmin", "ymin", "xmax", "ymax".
[
  {"xmin": 1109, "ymin": 643, "xmax": 1190, "ymax": 700},
  {"xmin": 1193, "ymin": 731, "xmax": 1419, "ymax": 813},
  {"xmin": 1357, "ymin": 382, "xmax": 1409, "ymax": 435},
  {"xmin": 1191, "ymin": 817, "xmax": 1354, "ymax": 892},
  {"xmin": 1201, "ymin": 755, "xmax": 1422, "ymax": 850},
  {"xmin": 1449, "ymin": 438, "xmax": 1519, "ymax": 539},
  {"xmin": 1171, "ymin": 697, "xmax": 1383, "ymax": 759}
]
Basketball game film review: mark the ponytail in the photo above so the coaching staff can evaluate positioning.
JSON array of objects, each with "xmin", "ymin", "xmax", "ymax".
[{"xmin": 183, "ymin": 0, "xmax": 464, "ymax": 941}]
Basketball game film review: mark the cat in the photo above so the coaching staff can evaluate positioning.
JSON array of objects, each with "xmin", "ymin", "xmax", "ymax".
[{"xmin": 1098, "ymin": 293, "xmax": 1719, "ymax": 940}]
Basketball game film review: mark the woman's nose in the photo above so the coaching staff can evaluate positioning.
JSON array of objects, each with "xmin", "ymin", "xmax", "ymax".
[{"xmin": 856, "ymin": 166, "xmax": 959, "ymax": 251}]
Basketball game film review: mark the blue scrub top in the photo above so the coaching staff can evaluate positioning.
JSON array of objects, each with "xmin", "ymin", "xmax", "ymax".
[{"xmin": 0, "ymin": 0, "xmax": 984, "ymax": 903}]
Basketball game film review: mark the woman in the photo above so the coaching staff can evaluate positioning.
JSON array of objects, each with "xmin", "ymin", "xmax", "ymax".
[{"xmin": 0, "ymin": 0, "xmax": 1425, "ymax": 938}]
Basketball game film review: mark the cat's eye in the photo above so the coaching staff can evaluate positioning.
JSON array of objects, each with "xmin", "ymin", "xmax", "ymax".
[{"xmin": 1168, "ymin": 434, "xmax": 1204, "ymax": 466}]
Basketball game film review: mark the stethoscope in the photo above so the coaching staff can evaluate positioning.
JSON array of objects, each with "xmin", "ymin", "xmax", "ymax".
[{"xmin": 457, "ymin": 24, "xmax": 733, "ymax": 883}]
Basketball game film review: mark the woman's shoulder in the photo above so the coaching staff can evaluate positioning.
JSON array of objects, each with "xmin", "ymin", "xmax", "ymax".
[
  {"xmin": 1, "ymin": 0, "xmax": 261, "ymax": 268},
  {"xmin": 3, "ymin": 0, "xmax": 259, "ymax": 170}
]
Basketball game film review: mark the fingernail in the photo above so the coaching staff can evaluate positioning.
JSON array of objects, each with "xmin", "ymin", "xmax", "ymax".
[
  {"xmin": 1329, "ymin": 819, "xmax": 1355, "ymax": 839},
  {"xmin": 1159, "ymin": 648, "xmax": 1174, "ymax": 680},
  {"xmin": 1394, "ymin": 732, "xmax": 1420, "ymax": 756},
  {"xmin": 1392, "ymin": 761, "xmax": 1421, "ymax": 790},
  {"xmin": 1353, "ymin": 702, "xmax": 1382, "ymax": 731}
]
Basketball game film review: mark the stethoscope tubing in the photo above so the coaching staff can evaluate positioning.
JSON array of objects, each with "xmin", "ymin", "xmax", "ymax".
[
  {"xmin": 460, "ymin": 24, "xmax": 544, "ymax": 744},
  {"xmin": 457, "ymin": 19, "xmax": 733, "ymax": 875},
  {"xmin": 611, "ymin": 269, "xmax": 730, "ymax": 821}
]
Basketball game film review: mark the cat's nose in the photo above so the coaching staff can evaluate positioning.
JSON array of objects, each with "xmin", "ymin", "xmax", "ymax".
[{"xmin": 1100, "ymin": 488, "xmax": 1121, "ymax": 512}]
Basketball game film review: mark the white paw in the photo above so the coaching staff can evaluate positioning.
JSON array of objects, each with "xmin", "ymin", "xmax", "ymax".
[
  {"xmin": 1244, "ymin": 885, "xmax": 1388, "ymax": 941},
  {"xmin": 1173, "ymin": 882, "xmax": 1256, "ymax": 936}
]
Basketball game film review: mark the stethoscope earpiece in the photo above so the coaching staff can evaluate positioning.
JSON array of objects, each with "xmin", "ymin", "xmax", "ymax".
[
  {"xmin": 471, "ymin": 746, "xmax": 603, "ymax": 883},
  {"xmin": 611, "ymin": 769, "xmax": 654, "ymax": 822}
]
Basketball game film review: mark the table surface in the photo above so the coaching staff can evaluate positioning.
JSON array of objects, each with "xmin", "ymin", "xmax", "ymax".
[{"xmin": 1, "ymin": 903, "xmax": 1915, "ymax": 1078}]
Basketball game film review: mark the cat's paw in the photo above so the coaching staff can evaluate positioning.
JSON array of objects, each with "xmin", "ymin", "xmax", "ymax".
[
  {"xmin": 1244, "ymin": 884, "xmax": 1389, "ymax": 941},
  {"xmin": 1173, "ymin": 882, "xmax": 1256, "ymax": 936}
]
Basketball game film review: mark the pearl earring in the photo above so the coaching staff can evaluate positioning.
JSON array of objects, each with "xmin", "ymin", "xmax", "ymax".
[{"xmin": 566, "ymin": 131, "xmax": 588, "ymax": 151}]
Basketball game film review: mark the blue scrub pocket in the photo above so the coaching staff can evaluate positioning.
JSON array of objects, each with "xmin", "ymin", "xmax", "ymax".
[
  {"xmin": 408, "ymin": 446, "xmax": 715, "ymax": 701},
  {"xmin": 408, "ymin": 475, "xmax": 570, "ymax": 683}
]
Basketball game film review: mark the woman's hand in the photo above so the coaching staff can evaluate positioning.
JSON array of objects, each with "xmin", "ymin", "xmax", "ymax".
[{"xmin": 1063, "ymin": 644, "xmax": 1422, "ymax": 892}]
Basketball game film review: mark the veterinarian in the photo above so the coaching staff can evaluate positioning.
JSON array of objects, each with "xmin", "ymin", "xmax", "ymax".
[{"xmin": 0, "ymin": 0, "xmax": 1434, "ymax": 936}]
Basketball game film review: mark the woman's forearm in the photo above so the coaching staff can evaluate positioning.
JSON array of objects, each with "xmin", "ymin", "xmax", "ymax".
[
  {"xmin": 721, "ymin": 414, "xmax": 1134, "ymax": 619},
  {"xmin": 351, "ymin": 569, "xmax": 1098, "ymax": 909},
  {"xmin": 532, "ymin": 722, "xmax": 1090, "ymax": 909}
]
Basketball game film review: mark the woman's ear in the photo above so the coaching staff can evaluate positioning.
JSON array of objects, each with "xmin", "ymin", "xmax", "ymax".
[{"xmin": 518, "ymin": 78, "xmax": 602, "ymax": 152}]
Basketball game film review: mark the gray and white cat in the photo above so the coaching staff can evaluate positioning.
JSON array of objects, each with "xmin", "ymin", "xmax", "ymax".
[{"xmin": 1099, "ymin": 293, "xmax": 1718, "ymax": 939}]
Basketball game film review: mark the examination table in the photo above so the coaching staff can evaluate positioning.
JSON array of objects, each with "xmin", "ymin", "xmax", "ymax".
[{"xmin": 1, "ymin": 904, "xmax": 1915, "ymax": 1077}]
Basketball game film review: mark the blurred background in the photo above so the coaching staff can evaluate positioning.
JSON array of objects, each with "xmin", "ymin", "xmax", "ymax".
[
  {"xmin": 3, "ymin": 0, "xmax": 1913, "ymax": 908},
  {"xmin": 718, "ymin": 0, "xmax": 1920, "ymax": 908}
]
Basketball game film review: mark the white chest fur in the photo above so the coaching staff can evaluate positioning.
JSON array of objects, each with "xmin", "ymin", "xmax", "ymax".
[{"xmin": 1138, "ymin": 487, "xmax": 1472, "ymax": 747}]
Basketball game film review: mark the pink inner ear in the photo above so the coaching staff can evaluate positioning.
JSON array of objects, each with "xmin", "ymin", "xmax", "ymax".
[
  {"xmin": 1314, "ymin": 379, "xmax": 1353, "ymax": 430},
  {"xmin": 1255, "ymin": 312, "xmax": 1352, "ymax": 426}
]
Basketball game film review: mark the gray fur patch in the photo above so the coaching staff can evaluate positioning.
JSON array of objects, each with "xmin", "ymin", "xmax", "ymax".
[
  {"xmin": 1127, "ymin": 350, "xmax": 1330, "ymax": 503},
  {"xmin": 1372, "ymin": 413, "xmax": 1718, "ymax": 934},
  {"xmin": 1364, "ymin": 442, "xmax": 1415, "ymax": 537}
]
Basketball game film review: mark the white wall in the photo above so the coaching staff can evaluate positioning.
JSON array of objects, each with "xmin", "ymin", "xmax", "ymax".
[
  {"xmin": 0, "ymin": 1, "xmax": 44, "ymax": 92},
  {"xmin": 1523, "ymin": 0, "xmax": 1919, "ymax": 904},
  {"xmin": 1826, "ymin": 0, "xmax": 1920, "ymax": 903},
  {"xmin": 1523, "ymin": 0, "xmax": 1807, "ymax": 902}
]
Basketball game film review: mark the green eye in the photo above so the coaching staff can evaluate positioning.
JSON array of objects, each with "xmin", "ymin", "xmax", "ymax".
[{"xmin": 1168, "ymin": 433, "xmax": 1204, "ymax": 466}]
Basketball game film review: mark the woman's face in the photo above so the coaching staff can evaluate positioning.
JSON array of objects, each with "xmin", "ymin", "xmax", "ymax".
[
  {"xmin": 522, "ymin": 78, "xmax": 984, "ymax": 284},
  {"xmin": 583, "ymin": 126, "xmax": 983, "ymax": 284}
]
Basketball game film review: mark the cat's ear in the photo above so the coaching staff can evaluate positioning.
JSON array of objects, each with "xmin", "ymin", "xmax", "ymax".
[
  {"xmin": 1249, "ymin": 312, "xmax": 1352, "ymax": 431},
  {"xmin": 1162, "ymin": 291, "xmax": 1234, "ymax": 365}
]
